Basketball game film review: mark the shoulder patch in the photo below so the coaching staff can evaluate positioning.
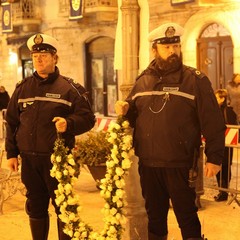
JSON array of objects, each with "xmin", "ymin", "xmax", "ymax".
[
  {"xmin": 186, "ymin": 67, "xmax": 205, "ymax": 79},
  {"xmin": 63, "ymin": 76, "xmax": 87, "ymax": 96},
  {"xmin": 16, "ymin": 78, "xmax": 28, "ymax": 88},
  {"xmin": 136, "ymin": 70, "xmax": 146, "ymax": 81}
]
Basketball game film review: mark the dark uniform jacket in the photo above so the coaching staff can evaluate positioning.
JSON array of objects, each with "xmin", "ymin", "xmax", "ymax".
[
  {"xmin": 125, "ymin": 60, "xmax": 226, "ymax": 168},
  {"xmin": 0, "ymin": 91, "xmax": 10, "ymax": 110},
  {"xmin": 5, "ymin": 67, "xmax": 95, "ymax": 159}
]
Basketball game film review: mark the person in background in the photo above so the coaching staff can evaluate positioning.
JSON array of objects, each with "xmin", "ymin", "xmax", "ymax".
[
  {"xmin": 5, "ymin": 33, "xmax": 96, "ymax": 240},
  {"xmin": 115, "ymin": 22, "xmax": 226, "ymax": 240},
  {"xmin": 214, "ymin": 89, "xmax": 238, "ymax": 202},
  {"xmin": 0, "ymin": 85, "xmax": 10, "ymax": 138},
  {"xmin": 0, "ymin": 86, "xmax": 10, "ymax": 110},
  {"xmin": 226, "ymin": 74, "xmax": 240, "ymax": 124}
]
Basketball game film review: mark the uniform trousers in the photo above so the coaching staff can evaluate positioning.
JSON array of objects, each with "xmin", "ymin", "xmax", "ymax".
[
  {"xmin": 138, "ymin": 163, "xmax": 202, "ymax": 239},
  {"xmin": 20, "ymin": 153, "xmax": 59, "ymax": 218}
]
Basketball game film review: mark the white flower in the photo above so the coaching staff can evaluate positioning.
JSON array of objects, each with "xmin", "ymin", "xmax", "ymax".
[
  {"xmin": 116, "ymin": 200, "xmax": 123, "ymax": 208},
  {"xmin": 67, "ymin": 155, "xmax": 75, "ymax": 166},
  {"xmin": 56, "ymin": 155, "xmax": 62, "ymax": 162},
  {"xmin": 50, "ymin": 169, "xmax": 56, "ymax": 177},
  {"xmin": 112, "ymin": 196, "xmax": 119, "ymax": 203},
  {"xmin": 110, "ymin": 132, "xmax": 118, "ymax": 139},
  {"xmin": 115, "ymin": 179, "xmax": 125, "ymax": 188},
  {"xmin": 121, "ymin": 151, "xmax": 128, "ymax": 159},
  {"xmin": 51, "ymin": 117, "xmax": 133, "ymax": 239},
  {"xmin": 55, "ymin": 194, "xmax": 65, "ymax": 206},
  {"xmin": 106, "ymin": 160, "xmax": 115, "ymax": 168},
  {"xmin": 122, "ymin": 158, "xmax": 132, "ymax": 169},
  {"xmin": 122, "ymin": 120, "xmax": 130, "ymax": 129},
  {"xmin": 67, "ymin": 196, "xmax": 78, "ymax": 205},
  {"xmin": 115, "ymin": 189, "xmax": 124, "ymax": 198},
  {"xmin": 50, "ymin": 154, "xmax": 55, "ymax": 162},
  {"xmin": 64, "ymin": 183, "xmax": 72, "ymax": 195},
  {"xmin": 56, "ymin": 171, "xmax": 62, "ymax": 179},
  {"xmin": 115, "ymin": 167, "xmax": 124, "ymax": 176},
  {"xmin": 68, "ymin": 167, "xmax": 76, "ymax": 176}
]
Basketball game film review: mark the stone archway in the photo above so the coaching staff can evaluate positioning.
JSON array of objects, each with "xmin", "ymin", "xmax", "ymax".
[
  {"xmin": 197, "ymin": 23, "xmax": 233, "ymax": 89},
  {"xmin": 181, "ymin": 8, "xmax": 240, "ymax": 74}
]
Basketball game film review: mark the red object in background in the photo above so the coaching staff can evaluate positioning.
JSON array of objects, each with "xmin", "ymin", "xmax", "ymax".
[
  {"xmin": 96, "ymin": 117, "xmax": 116, "ymax": 131},
  {"xmin": 225, "ymin": 128, "xmax": 239, "ymax": 145}
]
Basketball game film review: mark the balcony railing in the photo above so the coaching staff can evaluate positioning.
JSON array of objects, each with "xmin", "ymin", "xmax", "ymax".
[
  {"xmin": 10, "ymin": 0, "xmax": 41, "ymax": 32},
  {"xmin": 8, "ymin": 0, "xmax": 118, "ymax": 32}
]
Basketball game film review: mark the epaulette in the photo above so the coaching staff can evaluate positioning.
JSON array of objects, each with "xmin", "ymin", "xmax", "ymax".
[
  {"xmin": 136, "ymin": 70, "xmax": 145, "ymax": 81},
  {"xmin": 136, "ymin": 69, "xmax": 147, "ymax": 81},
  {"xmin": 63, "ymin": 76, "xmax": 88, "ymax": 97},
  {"xmin": 16, "ymin": 78, "xmax": 28, "ymax": 88},
  {"xmin": 64, "ymin": 77, "xmax": 79, "ymax": 86},
  {"xmin": 186, "ymin": 66, "xmax": 205, "ymax": 79}
]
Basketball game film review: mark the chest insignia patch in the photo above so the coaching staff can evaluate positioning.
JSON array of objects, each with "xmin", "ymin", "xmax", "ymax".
[
  {"xmin": 46, "ymin": 93, "xmax": 61, "ymax": 98},
  {"xmin": 163, "ymin": 87, "xmax": 179, "ymax": 92},
  {"xmin": 23, "ymin": 102, "xmax": 34, "ymax": 108}
]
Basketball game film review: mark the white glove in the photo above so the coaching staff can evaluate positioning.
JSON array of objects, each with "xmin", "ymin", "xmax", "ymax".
[{"xmin": 115, "ymin": 101, "xmax": 129, "ymax": 116}]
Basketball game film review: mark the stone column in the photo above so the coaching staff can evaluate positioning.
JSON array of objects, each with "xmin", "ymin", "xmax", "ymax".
[
  {"xmin": 120, "ymin": 1, "xmax": 148, "ymax": 239},
  {"xmin": 120, "ymin": 0, "xmax": 140, "ymax": 99}
]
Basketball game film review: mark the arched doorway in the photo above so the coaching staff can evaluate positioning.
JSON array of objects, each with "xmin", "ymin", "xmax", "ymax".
[
  {"xmin": 197, "ymin": 23, "xmax": 233, "ymax": 90},
  {"xmin": 85, "ymin": 36, "xmax": 117, "ymax": 117},
  {"xmin": 19, "ymin": 43, "xmax": 34, "ymax": 79}
]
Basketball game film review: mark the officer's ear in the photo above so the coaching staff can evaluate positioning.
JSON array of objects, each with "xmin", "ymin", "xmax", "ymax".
[
  {"xmin": 151, "ymin": 42, "xmax": 158, "ymax": 57},
  {"xmin": 152, "ymin": 47, "xmax": 157, "ymax": 57},
  {"xmin": 53, "ymin": 54, "xmax": 59, "ymax": 64}
]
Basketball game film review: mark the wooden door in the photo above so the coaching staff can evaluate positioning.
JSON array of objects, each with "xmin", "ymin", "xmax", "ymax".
[{"xmin": 197, "ymin": 36, "xmax": 233, "ymax": 90}]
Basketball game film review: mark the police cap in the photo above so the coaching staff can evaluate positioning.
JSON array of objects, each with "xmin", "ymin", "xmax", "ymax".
[
  {"xmin": 27, "ymin": 33, "xmax": 58, "ymax": 54},
  {"xmin": 148, "ymin": 22, "xmax": 184, "ymax": 44}
]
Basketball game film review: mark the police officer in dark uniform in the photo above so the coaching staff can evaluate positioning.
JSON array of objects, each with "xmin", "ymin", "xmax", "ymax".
[
  {"xmin": 115, "ymin": 23, "xmax": 226, "ymax": 240},
  {"xmin": 5, "ymin": 33, "xmax": 96, "ymax": 240}
]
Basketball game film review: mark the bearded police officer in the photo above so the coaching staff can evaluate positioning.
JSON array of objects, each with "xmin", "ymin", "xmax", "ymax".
[
  {"xmin": 5, "ymin": 33, "xmax": 95, "ymax": 240},
  {"xmin": 115, "ymin": 23, "xmax": 225, "ymax": 240}
]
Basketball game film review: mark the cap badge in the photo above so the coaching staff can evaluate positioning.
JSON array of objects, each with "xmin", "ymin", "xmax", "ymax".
[
  {"xmin": 34, "ymin": 34, "xmax": 43, "ymax": 44},
  {"xmin": 165, "ymin": 26, "xmax": 176, "ymax": 38}
]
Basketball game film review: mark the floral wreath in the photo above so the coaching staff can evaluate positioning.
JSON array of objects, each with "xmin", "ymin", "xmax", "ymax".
[{"xmin": 50, "ymin": 116, "xmax": 134, "ymax": 239}]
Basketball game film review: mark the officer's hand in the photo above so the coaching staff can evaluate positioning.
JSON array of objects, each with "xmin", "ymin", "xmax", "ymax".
[
  {"xmin": 7, "ymin": 158, "xmax": 19, "ymax": 172},
  {"xmin": 52, "ymin": 117, "xmax": 67, "ymax": 133},
  {"xmin": 115, "ymin": 101, "xmax": 129, "ymax": 116},
  {"xmin": 204, "ymin": 162, "xmax": 221, "ymax": 177}
]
